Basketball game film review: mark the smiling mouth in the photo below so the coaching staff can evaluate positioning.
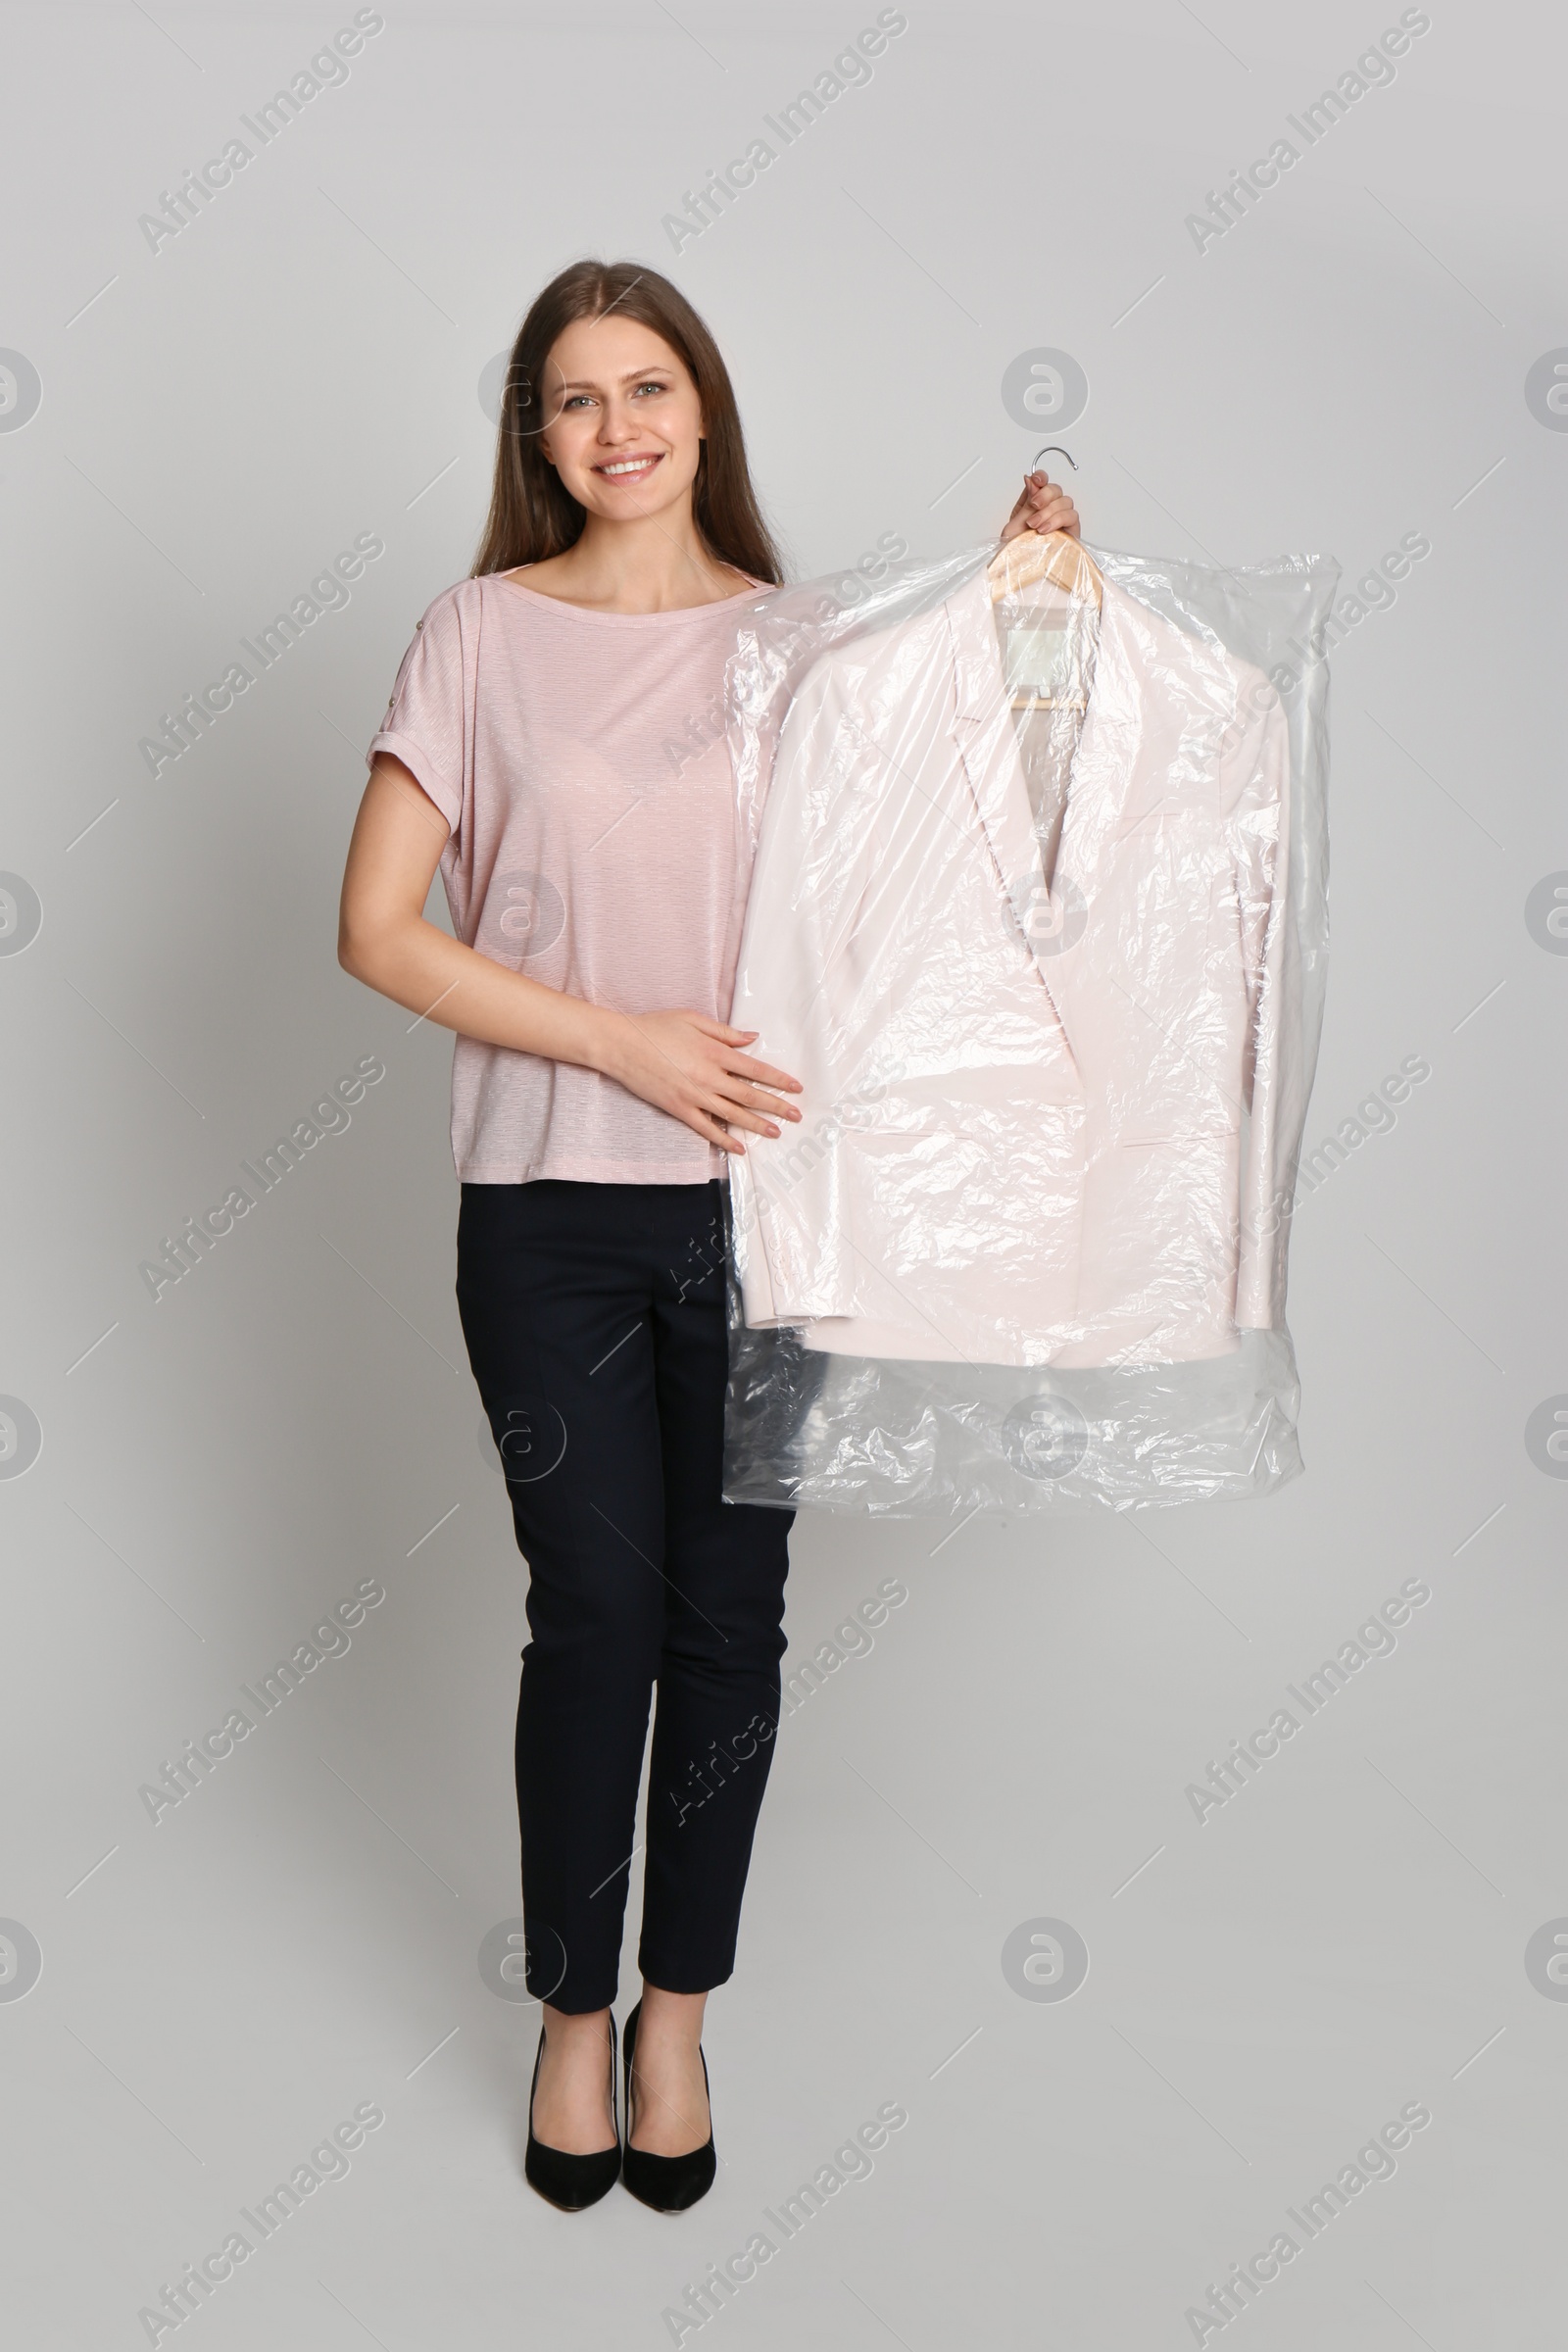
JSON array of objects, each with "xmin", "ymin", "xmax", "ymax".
[{"xmin": 594, "ymin": 454, "xmax": 663, "ymax": 480}]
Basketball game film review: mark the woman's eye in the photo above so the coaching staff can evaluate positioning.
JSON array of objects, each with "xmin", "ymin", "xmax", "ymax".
[{"xmin": 634, "ymin": 380, "xmax": 668, "ymax": 397}]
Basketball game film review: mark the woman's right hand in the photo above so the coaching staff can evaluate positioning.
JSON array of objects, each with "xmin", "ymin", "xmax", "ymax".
[{"xmin": 600, "ymin": 1008, "xmax": 803, "ymax": 1153}]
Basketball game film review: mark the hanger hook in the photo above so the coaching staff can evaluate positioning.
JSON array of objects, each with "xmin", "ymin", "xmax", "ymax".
[{"xmin": 1032, "ymin": 444, "xmax": 1077, "ymax": 473}]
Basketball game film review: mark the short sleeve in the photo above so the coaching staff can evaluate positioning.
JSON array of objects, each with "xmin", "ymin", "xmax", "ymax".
[{"xmin": 366, "ymin": 584, "xmax": 473, "ymax": 838}]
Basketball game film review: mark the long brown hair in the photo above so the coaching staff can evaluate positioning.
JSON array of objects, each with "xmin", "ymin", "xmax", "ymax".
[{"xmin": 472, "ymin": 260, "xmax": 784, "ymax": 586}]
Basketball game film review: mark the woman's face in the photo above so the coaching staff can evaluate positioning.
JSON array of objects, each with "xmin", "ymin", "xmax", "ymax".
[{"xmin": 536, "ymin": 314, "xmax": 705, "ymax": 523}]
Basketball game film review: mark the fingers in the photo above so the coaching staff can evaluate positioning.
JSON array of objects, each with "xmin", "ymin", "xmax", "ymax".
[
  {"xmin": 687, "ymin": 1020, "xmax": 804, "ymax": 1085},
  {"xmin": 680, "ymin": 1082, "xmax": 790, "ymax": 1148},
  {"xmin": 1000, "ymin": 484, "xmax": 1040, "ymax": 544},
  {"xmin": 724, "ymin": 1050, "xmax": 803, "ymax": 1096},
  {"xmin": 673, "ymin": 1099, "xmax": 746, "ymax": 1153},
  {"xmin": 1001, "ymin": 470, "xmax": 1084, "ymax": 549},
  {"xmin": 695, "ymin": 1102, "xmax": 758, "ymax": 1151},
  {"xmin": 711, "ymin": 1082, "xmax": 795, "ymax": 1135},
  {"xmin": 721, "ymin": 1080, "xmax": 802, "ymax": 1125},
  {"xmin": 1023, "ymin": 471, "xmax": 1080, "ymax": 538},
  {"xmin": 715, "ymin": 1106, "xmax": 781, "ymax": 1139}
]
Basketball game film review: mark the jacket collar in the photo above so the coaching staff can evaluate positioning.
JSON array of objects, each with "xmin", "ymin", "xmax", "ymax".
[
  {"xmin": 945, "ymin": 554, "xmax": 1120, "ymax": 728},
  {"xmin": 941, "ymin": 557, "xmax": 1127, "ymax": 1013}
]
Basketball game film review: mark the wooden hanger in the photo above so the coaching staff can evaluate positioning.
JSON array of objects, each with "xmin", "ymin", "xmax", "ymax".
[{"xmin": 987, "ymin": 446, "xmax": 1102, "ymax": 710}]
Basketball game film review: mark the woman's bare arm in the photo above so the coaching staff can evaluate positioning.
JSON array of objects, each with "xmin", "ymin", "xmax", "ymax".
[{"xmin": 337, "ymin": 754, "xmax": 801, "ymax": 1150}]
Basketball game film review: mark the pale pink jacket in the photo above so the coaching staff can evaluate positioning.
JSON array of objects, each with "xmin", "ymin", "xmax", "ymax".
[{"xmin": 728, "ymin": 564, "xmax": 1292, "ymax": 1368}]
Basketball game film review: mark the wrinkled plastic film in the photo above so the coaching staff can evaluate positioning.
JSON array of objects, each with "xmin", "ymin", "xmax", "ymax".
[{"xmin": 719, "ymin": 539, "xmax": 1339, "ymax": 1514}]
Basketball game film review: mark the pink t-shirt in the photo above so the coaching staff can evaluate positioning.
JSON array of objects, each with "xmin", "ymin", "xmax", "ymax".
[{"xmin": 367, "ymin": 570, "xmax": 770, "ymax": 1184}]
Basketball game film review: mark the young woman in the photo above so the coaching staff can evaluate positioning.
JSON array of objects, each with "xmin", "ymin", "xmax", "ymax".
[{"xmin": 337, "ymin": 259, "xmax": 1079, "ymax": 2213}]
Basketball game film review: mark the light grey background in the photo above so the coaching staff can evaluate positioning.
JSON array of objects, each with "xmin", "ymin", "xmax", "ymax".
[{"xmin": 3, "ymin": 2, "xmax": 1563, "ymax": 2345}]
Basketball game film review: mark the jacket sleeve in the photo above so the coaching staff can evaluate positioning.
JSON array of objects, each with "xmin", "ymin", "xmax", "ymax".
[
  {"xmin": 726, "ymin": 655, "xmax": 859, "ymax": 1329},
  {"xmin": 1228, "ymin": 676, "xmax": 1293, "ymax": 1329}
]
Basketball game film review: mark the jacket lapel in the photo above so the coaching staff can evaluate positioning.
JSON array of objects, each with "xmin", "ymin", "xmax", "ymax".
[{"xmin": 943, "ymin": 564, "xmax": 1126, "ymax": 1033}]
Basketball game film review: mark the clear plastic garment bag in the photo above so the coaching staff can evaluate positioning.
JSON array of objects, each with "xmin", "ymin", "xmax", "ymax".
[{"xmin": 719, "ymin": 515, "xmax": 1339, "ymax": 1516}]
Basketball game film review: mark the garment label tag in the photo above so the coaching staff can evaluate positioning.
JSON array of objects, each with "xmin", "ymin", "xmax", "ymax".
[{"xmin": 1003, "ymin": 621, "xmax": 1073, "ymax": 697}]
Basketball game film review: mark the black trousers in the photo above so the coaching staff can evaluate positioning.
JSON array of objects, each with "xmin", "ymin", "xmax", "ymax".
[{"xmin": 456, "ymin": 1177, "xmax": 793, "ymax": 2013}]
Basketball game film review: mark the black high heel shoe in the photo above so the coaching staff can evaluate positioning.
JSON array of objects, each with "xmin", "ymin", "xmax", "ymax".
[
  {"xmin": 620, "ymin": 1998, "xmax": 717, "ymax": 2213},
  {"xmin": 524, "ymin": 2012, "xmax": 621, "ymax": 2211}
]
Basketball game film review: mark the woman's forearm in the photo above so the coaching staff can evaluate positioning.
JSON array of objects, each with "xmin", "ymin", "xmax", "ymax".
[
  {"xmin": 336, "ymin": 760, "xmax": 798, "ymax": 1148},
  {"xmin": 339, "ymin": 906, "xmax": 629, "ymax": 1080}
]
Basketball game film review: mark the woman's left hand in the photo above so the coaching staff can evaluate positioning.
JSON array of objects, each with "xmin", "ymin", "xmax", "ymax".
[{"xmin": 999, "ymin": 468, "xmax": 1081, "ymax": 547}]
